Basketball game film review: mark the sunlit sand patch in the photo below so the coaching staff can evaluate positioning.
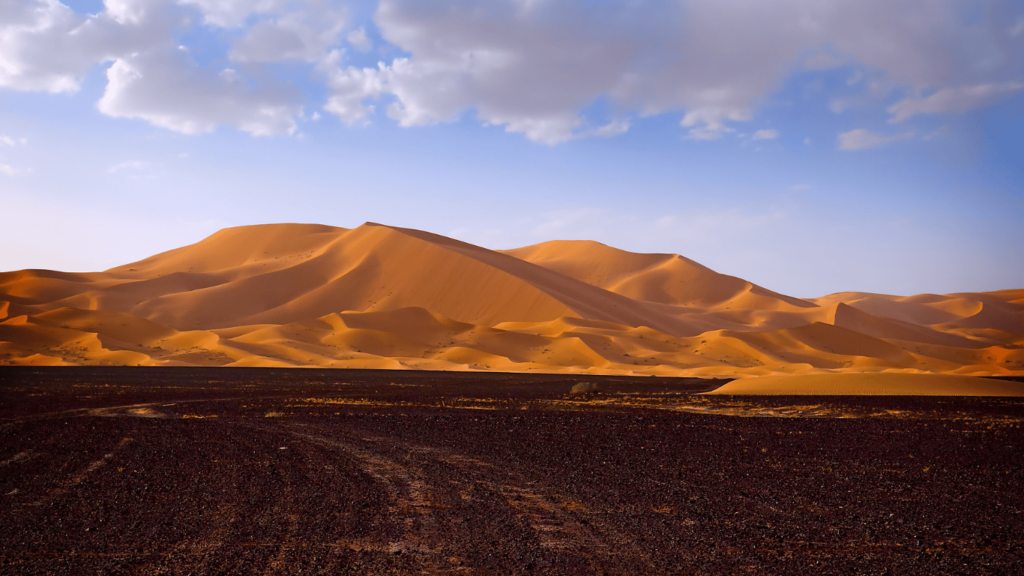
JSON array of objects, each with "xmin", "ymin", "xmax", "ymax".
[
  {"xmin": 275, "ymin": 393, "xmax": 964, "ymax": 420},
  {"xmin": 90, "ymin": 404, "xmax": 168, "ymax": 418},
  {"xmin": 292, "ymin": 396, "xmax": 506, "ymax": 411},
  {"xmin": 706, "ymin": 373, "xmax": 1024, "ymax": 397},
  {"xmin": 127, "ymin": 407, "xmax": 166, "ymax": 418},
  {"xmin": 534, "ymin": 393, "xmax": 1024, "ymax": 420}
]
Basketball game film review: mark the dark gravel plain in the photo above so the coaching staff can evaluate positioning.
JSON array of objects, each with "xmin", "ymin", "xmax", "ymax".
[{"xmin": 1, "ymin": 367, "xmax": 1022, "ymax": 575}]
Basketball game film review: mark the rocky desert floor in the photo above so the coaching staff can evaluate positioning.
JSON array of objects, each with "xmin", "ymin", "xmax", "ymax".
[{"xmin": 1, "ymin": 367, "xmax": 1022, "ymax": 574}]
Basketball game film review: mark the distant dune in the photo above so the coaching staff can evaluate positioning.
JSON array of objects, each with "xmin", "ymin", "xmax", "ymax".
[
  {"xmin": 705, "ymin": 373, "xmax": 1024, "ymax": 396},
  {"xmin": 2, "ymin": 222, "xmax": 1021, "ymax": 394}
]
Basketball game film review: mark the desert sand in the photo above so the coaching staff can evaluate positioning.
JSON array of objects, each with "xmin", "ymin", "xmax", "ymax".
[
  {"xmin": 706, "ymin": 372, "xmax": 1024, "ymax": 396},
  {"xmin": 1, "ymin": 222, "xmax": 1021, "ymax": 394}
]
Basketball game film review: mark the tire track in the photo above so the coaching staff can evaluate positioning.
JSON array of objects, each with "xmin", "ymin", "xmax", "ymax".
[
  {"xmin": 284, "ymin": 424, "xmax": 655, "ymax": 572},
  {"xmin": 261, "ymin": 512, "xmax": 300, "ymax": 576},
  {"xmin": 282, "ymin": 429, "xmax": 445, "ymax": 560},
  {"xmin": 399, "ymin": 440, "xmax": 655, "ymax": 570},
  {"xmin": 28, "ymin": 437, "xmax": 133, "ymax": 507},
  {"xmin": 139, "ymin": 503, "xmax": 240, "ymax": 576}
]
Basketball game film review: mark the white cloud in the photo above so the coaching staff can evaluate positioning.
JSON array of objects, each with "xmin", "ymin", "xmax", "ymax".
[
  {"xmin": 316, "ymin": 0, "xmax": 1024, "ymax": 144},
  {"xmin": 681, "ymin": 109, "xmax": 747, "ymax": 141},
  {"xmin": 789, "ymin": 184, "xmax": 811, "ymax": 191},
  {"xmin": 0, "ymin": 0, "xmax": 171, "ymax": 93},
  {"xmin": 888, "ymin": 82, "xmax": 1024, "ymax": 123},
  {"xmin": 0, "ymin": 0, "xmax": 304, "ymax": 136},
  {"xmin": 103, "ymin": 0, "xmax": 166, "ymax": 25},
  {"xmin": 320, "ymin": 52, "xmax": 386, "ymax": 125},
  {"xmin": 347, "ymin": 27, "xmax": 371, "ymax": 51},
  {"xmin": 0, "ymin": 0, "xmax": 99, "ymax": 92},
  {"xmin": 0, "ymin": 135, "xmax": 16, "ymax": 147},
  {"xmin": 0, "ymin": 164, "xmax": 20, "ymax": 176},
  {"xmin": 3, "ymin": 0, "xmax": 1023, "ymax": 144},
  {"xmin": 97, "ymin": 50, "xmax": 302, "ymax": 136},
  {"xmin": 177, "ymin": 0, "xmax": 290, "ymax": 28},
  {"xmin": 230, "ymin": 9, "xmax": 345, "ymax": 63},
  {"xmin": 327, "ymin": 0, "xmax": 807, "ymax": 143},
  {"xmin": 589, "ymin": 120, "xmax": 630, "ymax": 138},
  {"xmin": 837, "ymin": 128, "xmax": 914, "ymax": 151},
  {"xmin": 751, "ymin": 129, "xmax": 779, "ymax": 140}
]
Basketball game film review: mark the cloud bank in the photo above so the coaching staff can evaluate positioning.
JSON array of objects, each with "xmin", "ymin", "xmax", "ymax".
[{"xmin": 1, "ymin": 0, "xmax": 1021, "ymax": 142}]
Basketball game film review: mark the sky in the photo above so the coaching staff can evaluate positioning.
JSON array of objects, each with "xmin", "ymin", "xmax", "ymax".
[{"xmin": 1, "ymin": 0, "xmax": 1022, "ymax": 298}]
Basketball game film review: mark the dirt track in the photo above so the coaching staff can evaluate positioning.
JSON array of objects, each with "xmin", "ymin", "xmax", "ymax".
[{"xmin": 1, "ymin": 368, "xmax": 1023, "ymax": 574}]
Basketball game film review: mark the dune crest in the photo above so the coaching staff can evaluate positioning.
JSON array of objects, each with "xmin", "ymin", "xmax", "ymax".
[{"xmin": 2, "ymin": 222, "xmax": 1021, "ymax": 393}]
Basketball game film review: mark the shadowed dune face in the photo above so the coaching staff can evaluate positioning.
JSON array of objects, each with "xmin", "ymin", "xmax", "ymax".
[{"xmin": 1, "ymin": 222, "xmax": 1021, "ymax": 392}]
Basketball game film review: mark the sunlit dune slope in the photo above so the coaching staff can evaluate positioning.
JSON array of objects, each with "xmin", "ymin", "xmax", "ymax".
[
  {"xmin": 503, "ymin": 240, "xmax": 813, "ymax": 311},
  {"xmin": 1, "ymin": 222, "xmax": 1021, "ymax": 392},
  {"xmin": 706, "ymin": 373, "xmax": 1024, "ymax": 396},
  {"xmin": 108, "ymin": 222, "xmax": 582, "ymax": 329},
  {"xmin": 6, "ymin": 223, "xmax": 690, "ymax": 334}
]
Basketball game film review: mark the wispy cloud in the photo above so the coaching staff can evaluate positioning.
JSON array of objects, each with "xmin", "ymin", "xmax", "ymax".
[
  {"xmin": 838, "ymin": 129, "xmax": 914, "ymax": 151},
  {"xmin": 922, "ymin": 126, "xmax": 950, "ymax": 141},
  {"xmin": 347, "ymin": 28, "xmax": 371, "ymax": 51},
  {"xmin": 1011, "ymin": 17, "xmax": 1024, "ymax": 37},
  {"xmin": 889, "ymin": 82, "xmax": 1024, "ymax": 123},
  {"xmin": 751, "ymin": 129, "xmax": 779, "ymax": 140},
  {"xmin": 107, "ymin": 161, "xmax": 148, "ymax": 174}
]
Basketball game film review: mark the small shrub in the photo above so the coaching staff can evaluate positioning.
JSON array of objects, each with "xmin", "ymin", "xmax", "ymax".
[{"xmin": 570, "ymin": 382, "xmax": 600, "ymax": 395}]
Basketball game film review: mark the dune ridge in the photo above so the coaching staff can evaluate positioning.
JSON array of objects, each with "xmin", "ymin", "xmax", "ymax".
[{"xmin": 2, "ymin": 222, "xmax": 1021, "ymax": 395}]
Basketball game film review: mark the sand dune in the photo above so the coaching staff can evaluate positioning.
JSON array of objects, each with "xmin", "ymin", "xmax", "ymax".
[
  {"xmin": 827, "ymin": 302, "xmax": 986, "ymax": 349},
  {"xmin": 706, "ymin": 373, "xmax": 1024, "ymax": 396},
  {"xmin": 504, "ymin": 240, "xmax": 812, "ymax": 311},
  {"xmin": 1, "ymin": 222, "xmax": 1021, "ymax": 393},
  {"xmin": 39, "ymin": 223, "xmax": 689, "ymax": 333}
]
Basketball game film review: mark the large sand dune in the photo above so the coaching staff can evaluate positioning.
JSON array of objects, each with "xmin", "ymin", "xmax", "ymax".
[{"xmin": 2, "ymin": 222, "xmax": 1021, "ymax": 393}]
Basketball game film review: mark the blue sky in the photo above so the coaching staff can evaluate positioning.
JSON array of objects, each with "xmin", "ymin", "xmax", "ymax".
[{"xmin": 1, "ymin": 0, "xmax": 1022, "ymax": 298}]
